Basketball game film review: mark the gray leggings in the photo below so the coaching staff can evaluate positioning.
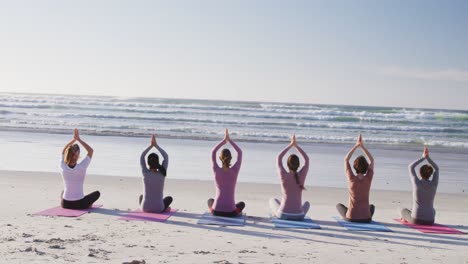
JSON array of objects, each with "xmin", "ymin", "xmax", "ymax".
[
  {"xmin": 400, "ymin": 208, "xmax": 434, "ymax": 225},
  {"xmin": 269, "ymin": 198, "xmax": 310, "ymax": 221}
]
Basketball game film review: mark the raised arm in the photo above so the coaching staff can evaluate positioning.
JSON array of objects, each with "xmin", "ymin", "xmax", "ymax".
[
  {"xmin": 408, "ymin": 157, "xmax": 425, "ymax": 182},
  {"xmin": 344, "ymin": 145, "xmax": 359, "ymax": 163},
  {"xmin": 155, "ymin": 145, "xmax": 169, "ymax": 170},
  {"xmin": 228, "ymin": 138, "xmax": 243, "ymax": 169},
  {"xmin": 74, "ymin": 129, "xmax": 93, "ymax": 158},
  {"xmin": 355, "ymin": 133, "xmax": 374, "ymax": 171},
  {"xmin": 211, "ymin": 139, "xmax": 226, "ymax": 170},
  {"xmin": 62, "ymin": 138, "xmax": 76, "ymax": 156},
  {"xmin": 295, "ymin": 144, "xmax": 309, "ymax": 174},
  {"xmin": 360, "ymin": 145, "xmax": 374, "ymax": 171},
  {"xmin": 425, "ymin": 148, "xmax": 439, "ymax": 186},
  {"xmin": 140, "ymin": 145, "xmax": 152, "ymax": 172},
  {"xmin": 277, "ymin": 144, "xmax": 293, "ymax": 174}
]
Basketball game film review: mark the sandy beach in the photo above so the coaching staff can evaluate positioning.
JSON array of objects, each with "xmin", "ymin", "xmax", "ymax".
[{"xmin": 1, "ymin": 170, "xmax": 467, "ymax": 263}]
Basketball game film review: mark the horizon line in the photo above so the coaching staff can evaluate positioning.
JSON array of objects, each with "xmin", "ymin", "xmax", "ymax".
[{"xmin": 1, "ymin": 91, "xmax": 467, "ymax": 113}]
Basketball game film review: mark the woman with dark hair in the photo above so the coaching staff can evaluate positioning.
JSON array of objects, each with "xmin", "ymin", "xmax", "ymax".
[
  {"xmin": 270, "ymin": 134, "xmax": 310, "ymax": 221},
  {"xmin": 336, "ymin": 133, "xmax": 375, "ymax": 223},
  {"xmin": 400, "ymin": 146, "xmax": 439, "ymax": 225},
  {"xmin": 207, "ymin": 129, "xmax": 245, "ymax": 217},
  {"xmin": 139, "ymin": 134, "xmax": 172, "ymax": 213},
  {"xmin": 60, "ymin": 129, "xmax": 100, "ymax": 209}
]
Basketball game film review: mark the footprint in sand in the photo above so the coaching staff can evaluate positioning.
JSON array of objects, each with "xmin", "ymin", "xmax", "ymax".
[
  {"xmin": 238, "ymin": 250, "xmax": 257, "ymax": 254},
  {"xmin": 122, "ymin": 260, "xmax": 146, "ymax": 264},
  {"xmin": 23, "ymin": 246, "xmax": 46, "ymax": 256},
  {"xmin": 88, "ymin": 248, "xmax": 112, "ymax": 260},
  {"xmin": 193, "ymin": 250, "xmax": 212, "ymax": 255},
  {"xmin": 49, "ymin": 245, "xmax": 65, "ymax": 250},
  {"xmin": 213, "ymin": 260, "xmax": 233, "ymax": 264}
]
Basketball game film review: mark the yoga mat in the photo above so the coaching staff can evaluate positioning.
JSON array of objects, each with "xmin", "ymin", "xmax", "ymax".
[
  {"xmin": 32, "ymin": 204, "xmax": 103, "ymax": 217},
  {"xmin": 271, "ymin": 216, "xmax": 321, "ymax": 229},
  {"xmin": 333, "ymin": 216, "xmax": 392, "ymax": 232},
  {"xmin": 118, "ymin": 209, "xmax": 178, "ymax": 222},
  {"xmin": 197, "ymin": 212, "xmax": 246, "ymax": 226},
  {"xmin": 394, "ymin": 219, "xmax": 465, "ymax": 234}
]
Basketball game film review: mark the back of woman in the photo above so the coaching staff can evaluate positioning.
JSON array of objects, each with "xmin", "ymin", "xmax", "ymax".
[
  {"xmin": 139, "ymin": 134, "xmax": 172, "ymax": 213},
  {"xmin": 346, "ymin": 164, "xmax": 373, "ymax": 219},
  {"xmin": 401, "ymin": 147, "xmax": 439, "ymax": 224},
  {"xmin": 60, "ymin": 129, "xmax": 100, "ymax": 210},
  {"xmin": 207, "ymin": 129, "xmax": 245, "ymax": 217},
  {"xmin": 336, "ymin": 134, "xmax": 375, "ymax": 223},
  {"xmin": 141, "ymin": 171, "xmax": 166, "ymax": 213},
  {"xmin": 270, "ymin": 135, "xmax": 310, "ymax": 221}
]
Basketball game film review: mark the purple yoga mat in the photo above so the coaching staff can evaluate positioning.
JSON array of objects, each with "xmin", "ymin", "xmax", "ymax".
[
  {"xmin": 394, "ymin": 219, "xmax": 465, "ymax": 234},
  {"xmin": 32, "ymin": 204, "xmax": 103, "ymax": 217},
  {"xmin": 118, "ymin": 209, "xmax": 178, "ymax": 222}
]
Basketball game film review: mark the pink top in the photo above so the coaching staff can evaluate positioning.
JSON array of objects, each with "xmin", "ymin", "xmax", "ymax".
[
  {"xmin": 345, "ymin": 162, "xmax": 374, "ymax": 219},
  {"xmin": 277, "ymin": 145, "xmax": 309, "ymax": 214},
  {"xmin": 211, "ymin": 139, "xmax": 242, "ymax": 212}
]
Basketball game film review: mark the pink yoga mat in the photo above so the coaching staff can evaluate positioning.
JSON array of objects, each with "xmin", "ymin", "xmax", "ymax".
[
  {"xmin": 118, "ymin": 209, "xmax": 178, "ymax": 222},
  {"xmin": 394, "ymin": 219, "xmax": 465, "ymax": 234},
  {"xmin": 32, "ymin": 204, "xmax": 103, "ymax": 217}
]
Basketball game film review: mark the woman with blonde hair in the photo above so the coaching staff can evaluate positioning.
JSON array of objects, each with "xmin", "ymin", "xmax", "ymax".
[
  {"xmin": 60, "ymin": 129, "xmax": 100, "ymax": 209},
  {"xmin": 270, "ymin": 134, "xmax": 310, "ymax": 221},
  {"xmin": 207, "ymin": 129, "xmax": 245, "ymax": 217}
]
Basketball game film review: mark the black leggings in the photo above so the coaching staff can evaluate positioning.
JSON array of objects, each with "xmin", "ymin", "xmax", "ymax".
[
  {"xmin": 336, "ymin": 203, "xmax": 375, "ymax": 223},
  {"xmin": 400, "ymin": 208, "xmax": 434, "ymax": 225},
  {"xmin": 61, "ymin": 191, "xmax": 100, "ymax": 210},
  {"xmin": 139, "ymin": 195, "xmax": 173, "ymax": 211},
  {"xmin": 207, "ymin": 198, "xmax": 245, "ymax": 217}
]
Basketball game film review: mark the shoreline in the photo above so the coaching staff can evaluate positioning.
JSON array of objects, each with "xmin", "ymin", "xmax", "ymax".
[
  {"xmin": 1, "ymin": 128, "xmax": 467, "ymax": 154},
  {"xmin": 1, "ymin": 130, "xmax": 468, "ymax": 194}
]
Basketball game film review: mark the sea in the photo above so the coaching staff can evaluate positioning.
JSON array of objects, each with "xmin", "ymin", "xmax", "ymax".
[{"xmin": 1, "ymin": 93, "xmax": 467, "ymax": 149}]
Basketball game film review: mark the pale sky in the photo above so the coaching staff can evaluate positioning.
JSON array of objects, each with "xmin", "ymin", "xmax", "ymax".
[{"xmin": 0, "ymin": 1, "xmax": 467, "ymax": 110}]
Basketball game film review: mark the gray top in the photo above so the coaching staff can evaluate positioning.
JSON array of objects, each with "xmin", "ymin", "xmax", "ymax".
[
  {"xmin": 409, "ymin": 157, "xmax": 439, "ymax": 221},
  {"xmin": 140, "ymin": 145, "xmax": 169, "ymax": 213}
]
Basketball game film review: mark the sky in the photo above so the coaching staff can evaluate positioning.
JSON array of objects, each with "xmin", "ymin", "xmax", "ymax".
[{"xmin": 0, "ymin": 0, "xmax": 467, "ymax": 110}]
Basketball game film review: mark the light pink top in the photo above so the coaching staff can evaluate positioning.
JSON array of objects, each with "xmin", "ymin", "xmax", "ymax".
[
  {"xmin": 277, "ymin": 145, "xmax": 309, "ymax": 214},
  {"xmin": 211, "ymin": 139, "xmax": 242, "ymax": 212}
]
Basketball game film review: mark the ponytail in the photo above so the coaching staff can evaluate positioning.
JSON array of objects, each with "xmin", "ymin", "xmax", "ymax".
[
  {"xmin": 220, "ymin": 149, "xmax": 232, "ymax": 168},
  {"xmin": 294, "ymin": 171, "xmax": 306, "ymax": 190},
  {"xmin": 288, "ymin": 154, "xmax": 305, "ymax": 191},
  {"xmin": 64, "ymin": 144, "xmax": 80, "ymax": 165}
]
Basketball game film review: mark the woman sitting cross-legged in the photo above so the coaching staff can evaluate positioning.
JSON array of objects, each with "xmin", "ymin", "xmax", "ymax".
[
  {"xmin": 60, "ymin": 129, "xmax": 100, "ymax": 209},
  {"xmin": 139, "ymin": 134, "xmax": 173, "ymax": 213},
  {"xmin": 336, "ymin": 133, "xmax": 375, "ymax": 223},
  {"xmin": 399, "ymin": 146, "xmax": 439, "ymax": 225},
  {"xmin": 207, "ymin": 129, "xmax": 245, "ymax": 217},
  {"xmin": 269, "ymin": 134, "xmax": 310, "ymax": 221}
]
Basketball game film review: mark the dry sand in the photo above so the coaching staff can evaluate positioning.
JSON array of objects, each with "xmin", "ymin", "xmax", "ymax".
[{"xmin": 0, "ymin": 170, "xmax": 467, "ymax": 263}]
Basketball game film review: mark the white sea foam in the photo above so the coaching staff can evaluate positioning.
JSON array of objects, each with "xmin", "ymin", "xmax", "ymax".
[{"xmin": 1, "ymin": 93, "xmax": 467, "ymax": 149}]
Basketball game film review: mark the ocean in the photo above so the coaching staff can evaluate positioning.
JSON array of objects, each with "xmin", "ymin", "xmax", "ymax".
[{"xmin": 1, "ymin": 93, "xmax": 467, "ymax": 149}]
